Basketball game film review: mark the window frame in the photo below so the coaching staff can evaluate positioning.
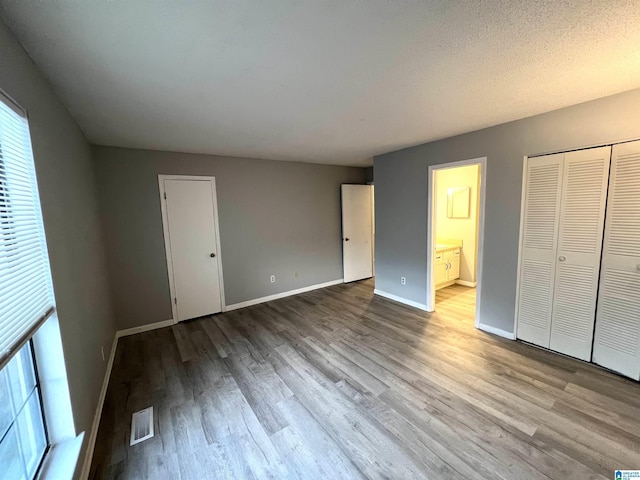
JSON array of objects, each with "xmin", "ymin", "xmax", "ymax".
[
  {"xmin": 29, "ymin": 339, "xmax": 50, "ymax": 477},
  {"xmin": 0, "ymin": 87, "xmax": 80, "ymax": 480},
  {"xmin": 0, "ymin": 340, "xmax": 50, "ymax": 480}
]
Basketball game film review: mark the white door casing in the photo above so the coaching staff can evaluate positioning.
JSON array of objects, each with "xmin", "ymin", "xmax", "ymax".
[
  {"xmin": 549, "ymin": 146, "xmax": 611, "ymax": 360},
  {"xmin": 342, "ymin": 184, "xmax": 373, "ymax": 283},
  {"xmin": 593, "ymin": 140, "xmax": 640, "ymax": 380},
  {"xmin": 160, "ymin": 176, "xmax": 224, "ymax": 322},
  {"xmin": 516, "ymin": 153, "xmax": 564, "ymax": 348},
  {"xmin": 426, "ymin": 157, "xmax": 486, "ymax": 331}
]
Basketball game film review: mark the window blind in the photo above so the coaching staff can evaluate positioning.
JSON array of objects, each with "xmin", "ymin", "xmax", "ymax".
[{"xmin": 0, "ymin": 92, "xmax": 55, "ymax": 370}]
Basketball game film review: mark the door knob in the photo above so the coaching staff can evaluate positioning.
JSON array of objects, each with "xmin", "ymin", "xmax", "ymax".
[
  {"xmin": 345, "ymin": 238, "xmax": 350, "ymax": 242},
  {"xmin": 210, "ymin": 253, "xmax": 216, "ymax": 258},
  {"xmin": 558, "ymin": 255, "xmax": 566, "ymax": 262}
]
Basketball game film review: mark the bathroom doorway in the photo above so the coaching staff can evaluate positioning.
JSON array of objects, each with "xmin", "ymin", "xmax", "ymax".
[{"xmin": 427, "ymin": 158, "xmax": 486, "ymax": 329}]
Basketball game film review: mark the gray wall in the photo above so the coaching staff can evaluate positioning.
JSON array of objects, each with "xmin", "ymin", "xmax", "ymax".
[
  {"xmin": 364, "ymin": 166, "xmax": 374, "ymax": 183},
  {"xmin": 375, "ymin": 88, "xmax": 640, "ymax": 334},
  {"xmin": 0, "ymin": 19, "xmax": 115, "ymax": 473},
  {"xmin": 93, "ymin": 146, "xmax": 365, "ymax": 330}
]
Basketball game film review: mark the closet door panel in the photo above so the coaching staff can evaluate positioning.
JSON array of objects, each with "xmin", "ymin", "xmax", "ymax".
[
  {"xmin": 516, "ymin": 154, "xmax": 563, "ymax": 348},
  {"xmin": 550, "ymin": 147, "xmax": 611, "ymax": 360},
  {"xmin": 593, "ymin": 141, "xmax": 640, "ymax": 380}
]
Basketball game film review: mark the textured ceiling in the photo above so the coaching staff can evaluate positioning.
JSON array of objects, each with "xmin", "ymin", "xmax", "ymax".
[{"xmin": 2, "ymin": 1, "xmax": 640, "ymax": 166}]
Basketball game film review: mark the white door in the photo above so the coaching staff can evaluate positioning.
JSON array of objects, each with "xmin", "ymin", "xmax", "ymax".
[
  {"xmin": 342, "ymin": 184, "xmax": 373, "ymax": 283},
  {"xmin": 593, "ymin": 141, "xmax": 640, "ymax": 379},
  {"xmin": 549, "ymin": 147, "xmax": 610, "ymax": 360},
  {"xmin": 516, "ymin": 154, "xmax": 564, "ymax": 348},
  {"xmin": 162, "ymin": 178, "xmax": 223, "ymax": 321}
]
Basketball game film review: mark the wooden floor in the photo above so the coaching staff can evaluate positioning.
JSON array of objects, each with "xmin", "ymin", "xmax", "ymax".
[{"xmin": 90, "ymin": 280, "xmax": 640, "ymax": 479}]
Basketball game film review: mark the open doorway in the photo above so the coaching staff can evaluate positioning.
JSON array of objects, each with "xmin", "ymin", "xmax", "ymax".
[{"xmin": 427, "ymin": 158, "xmax": 486, "ymax": 329}]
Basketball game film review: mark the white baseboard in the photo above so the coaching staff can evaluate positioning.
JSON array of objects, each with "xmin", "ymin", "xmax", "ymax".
[
  {"xmin": 79, "ymin": 333, "xmax": 118, "ymax": 479},
  {"xmin": 374, "ymin": 289, "xmax": 428, "ymax": 311},
  {"xmin": 79, "ymin": 278, "xmax": 345, "ymax": 475},
  {"xmin": 116, "ymin": 318, "xmax": 175, "ymax": 339},
  {"xmin": 224, "ymin": 279, "xmax": 344, "ymax": 311},
  {"xmin": 435, "ymin": 280, "xmax": 456, "ymax": 290},
  {"xmin": 79, "ymin": 277, "xmax": 345, "ymax": 477},
  {"xmin": 456, "ymin": 279, "xmax": 477, "ymax": 288},
  {"xmin": 41, "ymin": 432, "xmax": 84, "ymax": 480},
  {"xmin": 80, "ymin": 317, "xmax": 174, "ymax": 479},
  {"xmin": 477, "ymin": 323, "xmax": 516, "ymax": 340}
]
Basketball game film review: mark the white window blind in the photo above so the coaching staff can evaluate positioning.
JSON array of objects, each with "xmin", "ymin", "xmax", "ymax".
[{"xmin": 0, "ymin": 93, "xmax": 55, "ymax": 369}]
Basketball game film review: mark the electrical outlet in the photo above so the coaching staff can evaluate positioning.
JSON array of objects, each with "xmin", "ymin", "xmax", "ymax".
[
  {"xmin": 401, "ymin": 276, "xmax": 406, "ymax": 285},
  {"xmin": 270, "ymin": 275, "xmax": 276, "ymax": 283},
  {"xmin": 101, "ymin": 346, "xmax": 105, "ymax": 361}
]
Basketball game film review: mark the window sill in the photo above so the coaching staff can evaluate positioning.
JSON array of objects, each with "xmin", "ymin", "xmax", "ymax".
[{"xmin": 37, "ymin": 433, "xmax": 83, "ymax": 480}]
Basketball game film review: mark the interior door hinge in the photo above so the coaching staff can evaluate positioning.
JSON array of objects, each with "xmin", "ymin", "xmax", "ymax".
[
  {"xmin": 174, "ymin": 297, "xmax": 177, "ymax": 304},
  {"xmin": 164, "ymin": 192, "xmax": 167, "ymax": 200}
]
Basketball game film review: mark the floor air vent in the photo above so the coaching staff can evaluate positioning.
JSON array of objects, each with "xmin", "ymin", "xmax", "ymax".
[{"xmin": 130, "ymin": 406, "xmax": 154, "ymax": 446}]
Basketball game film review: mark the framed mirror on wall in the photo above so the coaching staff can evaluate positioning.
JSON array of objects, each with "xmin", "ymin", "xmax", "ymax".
[{"xmin": 447, "ymin": 186, "xmax": 470, "ymax": 218}]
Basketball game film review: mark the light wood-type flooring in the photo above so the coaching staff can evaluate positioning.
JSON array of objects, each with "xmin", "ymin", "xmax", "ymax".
[{"xmin": 89, "ymin": 279, "xmax": 640, "ymax": 479}]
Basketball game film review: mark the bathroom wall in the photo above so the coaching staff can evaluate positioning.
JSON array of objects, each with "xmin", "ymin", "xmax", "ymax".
[{"xmin": 435, "ymin": 164, "xmax": 480, "ymax": 284}]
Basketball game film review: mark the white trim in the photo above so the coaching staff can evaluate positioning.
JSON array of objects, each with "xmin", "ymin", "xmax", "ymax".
[
  {"xmin": 455, "ymin": 279, "xmax": 477, "ymax": 288},
  {"xmin": 512, "ymin": 155, "xmax": 529, "ymax": 341},
  {"xmin": 38, "ymin": 433, "xmax": 84, "ymax": 480},
  {"xmin": 527, "ymin": 136, "xmax": 640, "ymax": 159},
  {"xmin": 426, "ymin": 167, "xmax": 436, "ymax": 313},
  {"xmin": 373, "ymin": 289, "xmax": 428, "ymax": 311},
  {"xmin": 436, "ymin": 280, "xmax": 457, "ymax": 290},
  {"xmin": 32, "ymin": 313, "xmax": 75, "ymax": 443},
  {"xmin": 0, "ymin": 87, "xmax": 27, "ymax": 117},
  {"xmin": 79, "ymin": 333, "xmax": 118, "ymax": 480},
  {"xmin": 477, "ymin": 323, "xmax": 516, "ymax": 340},
  {"xmin": 158, "ymin": 175, "xmax": 178, "ymax": 324},
  {"xmin": 116, "ymin": 319, "xmax": 175, "ymax": 339},
  {"xmin": 158, "ymin": 175, "xmax": 226, "ymax": 323},
  {"xmin": 427, "ymin": 157, "xmax": 487, "ymax": 331},
  {"xmin": 209, "ymin": 177, "xmax": 226, "ymax": 313},
  {"xmin": 79, "ymin": 316, "xmax": 175, "ymax": 479},
  {"xmin": 33, "ymin": 313, "xmax": 82, "ymax": 479},
  {"xmin": 225, "ymin": 279, "xmax": 343, "ymax": 311}
]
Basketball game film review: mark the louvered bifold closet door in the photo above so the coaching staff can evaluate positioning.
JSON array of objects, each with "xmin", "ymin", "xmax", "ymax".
[
  {"xmin": 593, "ymin": 140, "xmax": 640, "ymax": 380},
  {"xmin": 549, "ymin": 147, "xmax": 610, "ymax": 361},
  {"xmin": 516, "ymin": 154, "xmax": 563, "ymax": 348}
]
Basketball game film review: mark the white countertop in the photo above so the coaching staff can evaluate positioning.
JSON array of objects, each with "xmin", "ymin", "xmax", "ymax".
[{"xmin": 435, "ymin": 243, "xmax": 460, "ymax": 253}]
